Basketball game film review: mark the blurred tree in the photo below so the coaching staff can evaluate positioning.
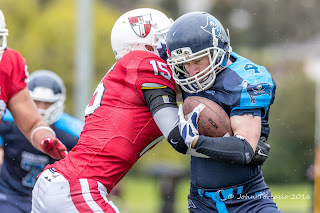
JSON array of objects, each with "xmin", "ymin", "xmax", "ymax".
[
  {"xmin": 207, "ymin": 0, "xmax": 320, "ymax": 49},
  {"xmin": 98, "ymin": 0, "xmax": 320, "ymax": 48},
  {"xmin": 2, "ymin": 0, "xmax": 118, "ymax": 115},
  {"xmin": 1, "ymin": 0, "xmax": 40, "ymax": 47},
  {"xmin": 263, "ymin": 67, "xmax": 315, "ymax": 183}
]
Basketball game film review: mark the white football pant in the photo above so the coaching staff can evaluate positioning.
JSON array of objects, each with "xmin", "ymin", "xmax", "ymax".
[{"xmin": 31, "ymin": 169, "xmax": 120, "ymax": 213}]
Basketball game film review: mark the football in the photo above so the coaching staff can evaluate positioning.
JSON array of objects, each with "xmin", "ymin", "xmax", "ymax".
[{"xmin": 183, "ymin": 96, "xmax": 233, "ymax": 137}]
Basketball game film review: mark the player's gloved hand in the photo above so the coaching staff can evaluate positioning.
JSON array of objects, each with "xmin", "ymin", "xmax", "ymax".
[
  {"xmin": 178, "ymin": 103, "xmax": 204, "ymax": 148},
  {"xmin": 167, "ymin": 124, "xmax": 189, "ymax": 154},
  {"xmin": 251, "ymin": 136, "xmax": 270, "ymax": 165},
  {"xmin": 40, "ymin": 137, "xmax": 68, "ymax": 160}
]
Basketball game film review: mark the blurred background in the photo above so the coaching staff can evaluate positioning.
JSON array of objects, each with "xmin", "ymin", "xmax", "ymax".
[{"xmin": 1, "ymin": 0, "xmax": 319, "ymax": 212}]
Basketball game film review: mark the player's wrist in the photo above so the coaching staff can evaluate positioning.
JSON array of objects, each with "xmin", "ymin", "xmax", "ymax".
[
  {"xmin": 31, "ymin": 126, "xmax": 56, "ymax": 145},
  {"xmin": 191, "ymin": 136, "xmax": 199, "ymax": 148}
]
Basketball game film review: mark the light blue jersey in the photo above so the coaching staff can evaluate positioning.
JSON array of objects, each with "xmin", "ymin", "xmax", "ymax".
[{"xmin": 182, "ymin": 52, "xmax": 276, "ymax": 189}]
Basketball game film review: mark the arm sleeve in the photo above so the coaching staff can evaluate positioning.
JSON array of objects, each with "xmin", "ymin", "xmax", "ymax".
[
  {"xmin": 194, "ymin": 135, "xmax": 254, "ymax": 164},
  {"xmin": 143, "ymin": 86, "xmax": 223, "ymax": 157},
  {"xmin": 143, "ymin": 86, "xmax": 188, "ymax": 154},
  {"xmin": 142, "ymin": 85, "xmax": 177, "ymax": 117}
]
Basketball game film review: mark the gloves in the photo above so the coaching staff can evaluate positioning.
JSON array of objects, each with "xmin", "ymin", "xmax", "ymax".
[
  {"xmin": 251, "ymin": 136, "xmax": 270, "ymax": 165},
  {"xmin": 167, "ymin": 124, "xmax": 189, "ymax": 154},
  {"xmin": 40, "ymin": 137, "xmax": 68, "ymax": 160},
  {"xmin": 177, "ymin": 103, "xmax": 204, "ymax": 148}
]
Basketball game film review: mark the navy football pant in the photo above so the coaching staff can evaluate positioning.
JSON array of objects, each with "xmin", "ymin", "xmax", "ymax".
[
  {"xmin": 0, "ymin": 192, "xmax": 31, "ymax": 213},
  {"xmin": 188, "ymin": 189, "xmax": 283, "ymax": 213}
]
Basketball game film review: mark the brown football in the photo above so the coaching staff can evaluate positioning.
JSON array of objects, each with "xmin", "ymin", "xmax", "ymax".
[{"xmin": 183, "ymin": 96, "xmax": 233, "ymax": 137}]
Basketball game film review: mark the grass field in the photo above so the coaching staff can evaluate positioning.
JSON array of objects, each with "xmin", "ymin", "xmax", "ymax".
[
  {"xmin": 268, "ymin": 183, "xmax": 313, "ymax": 213},
  {"xmin": 109, "ymin": 176, "xmax": 313, "ymax": 213}
]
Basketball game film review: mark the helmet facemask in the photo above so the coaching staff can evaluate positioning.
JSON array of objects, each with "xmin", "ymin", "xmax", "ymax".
[
  {"xmin": 151, "ymin": 22, "xmax": 173, "ymax": 61},
  {"xmin": 0, "ymin": 30, "xmax": 7, "ymax": 54},
  {"xmin": 168, "ymin": 45, "xmax": 228, "ymax": 93},
  {"xmin": 30, "ymin": 86, "xmax": 65, "ymax": 125},
  {"xmin": 0, "ymin": 9, "xmax": 8, "ymax": 58},
  {"xmin": 37, "ymin": 100, "xmax": 64, "ymax": 126}
]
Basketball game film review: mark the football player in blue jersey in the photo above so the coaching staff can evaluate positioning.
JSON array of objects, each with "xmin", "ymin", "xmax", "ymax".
[
  {"xmin": 0, "ymin": 70, "xmax": 84, "ymax": 213},
  {"xmin": 167, "ymin": 12, "xmax": 282, "ymax": 213}
]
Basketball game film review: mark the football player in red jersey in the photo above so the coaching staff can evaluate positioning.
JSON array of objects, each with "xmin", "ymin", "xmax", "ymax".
[
  {"xmin": 31, "ymin": 8, "xmax": 198, "ymax": 213},
  {"xmin": 0, "ymin": 9, "xmax": 68, "ymax": 160}
]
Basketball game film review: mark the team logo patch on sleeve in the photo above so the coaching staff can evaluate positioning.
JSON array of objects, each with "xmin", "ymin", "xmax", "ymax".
[
  {"xmin": 128, "ymin": 14, "xmax": 152, "ymax": 38},
  {"xmin": 241, "ymin": 80, "xmax": 272, "ymax": 103}
]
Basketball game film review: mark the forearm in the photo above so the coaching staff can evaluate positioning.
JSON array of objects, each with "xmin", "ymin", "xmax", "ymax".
[
  {"xmin": 8, "ymin": 88, "xmax": 54, "ymax": 151},
  {"xmin": 143, "ymin": 86, "xmax": 212, "ymax": 158},
  {"xmin": 194, "ymin": 135, "xmax": 254, "ymax": 164},
  {"xmin": 29, "ymin": 124, "xmax": 67, "ymax": 160},
  {"xmin": 8, "ymin": 88, "xmax": 58, "ymax": 155},
  {"xmin": 153, "ymin": 106, "xmax": 189, "ymax": 154},
  {"xmin": 143, "ymin": 86, "xmax": 188, "ymax": 154}
]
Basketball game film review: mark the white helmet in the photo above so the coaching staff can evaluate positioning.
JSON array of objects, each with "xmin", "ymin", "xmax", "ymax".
[
  {"xmin": 111, "ymin": 8, "xmax": 173, "ymax": 61},
  {"xmin": 0, "ymin": 9, "xmax": 8, "ymax": 56},
  {"xmin": 28, "ymin": 70, "xmax": 66, "ymax": 125}
]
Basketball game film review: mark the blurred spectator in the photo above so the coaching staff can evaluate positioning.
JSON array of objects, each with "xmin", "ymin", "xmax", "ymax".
[{"xmin": 0, "ymin": 70, "xmax": 83, "ymax": 213}]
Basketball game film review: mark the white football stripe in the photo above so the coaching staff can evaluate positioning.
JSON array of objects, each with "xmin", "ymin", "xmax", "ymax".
[{"xmin": 79, "ymin": 179, "xmax": 103, "ymax": 212}]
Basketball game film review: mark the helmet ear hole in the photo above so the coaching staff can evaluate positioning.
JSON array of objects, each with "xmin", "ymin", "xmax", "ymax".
[{"xmin": 145, "ymin": 45, "xmax": 154, "ymax": 52}]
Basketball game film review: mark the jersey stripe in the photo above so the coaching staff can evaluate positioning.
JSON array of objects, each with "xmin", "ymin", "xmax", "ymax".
[
  {"xmin": 88, "ymin": 180, "xmax": 119, "ymax": 213},
  {"xmin": 80, "ymin": 179, "xmax": 104, "ymax": 212},
  {"xmin": 141, "ymin": 86, "xmax": 167, "ymax": 89},
  {"xmin": 70, "ymin": 178, "xmax": 119, "ymax": 213},
  {"xmin": 87, "ymin": 179, "xmax": 109, "ymax": 212},
  {"xmin": 69, "ymin": 179, "xmax": 94, "ymax": 212}
]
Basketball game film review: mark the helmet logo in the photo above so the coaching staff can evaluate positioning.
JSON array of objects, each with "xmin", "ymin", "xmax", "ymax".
[
  {"xmin": 201, "ymin": 16, "xmax": 226, "ymax": 43},
  {"xmin": 128, "ymin": 14, "xmax": 152, "ymax": 38}
]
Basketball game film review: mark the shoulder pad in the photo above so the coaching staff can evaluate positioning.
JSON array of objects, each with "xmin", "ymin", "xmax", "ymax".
[
  {"xmin": 228, "ymin": 54, "xmax": 276, "ymax": 115},
  {"xmin": 2, "ymin": 110, "xmax": 14, "ymax": 121},
  {"xmin": 55, "ymin": 113, "xmax": 84, "ymax": 137}
]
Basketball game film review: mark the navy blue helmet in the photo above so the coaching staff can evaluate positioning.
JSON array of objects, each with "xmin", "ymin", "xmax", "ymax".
[
  {"xmin": 28, "ymin": 70, "xmax": 66, "ymax": 125},
  {"xmin": 167, "ymin": 12, "xmax": 232, "ymax": 93}
]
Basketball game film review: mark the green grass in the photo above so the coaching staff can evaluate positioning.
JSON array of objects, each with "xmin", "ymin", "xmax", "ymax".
[
  {"xmin": 108, "ymin": 176, "xmax": 313, "ymax": 213},
  {"xmin": 268, "ymin": 183, "xmax": 313, "ymax": 213}
]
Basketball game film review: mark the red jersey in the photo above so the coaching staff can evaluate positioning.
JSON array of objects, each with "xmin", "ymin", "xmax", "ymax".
[
  {"xmin": 51, "ymin": 51, "xmax": 176, "ymax": 192},
  {"xmin": 0, "ymin": 48, "xmax": 28, "ymax": 121}
]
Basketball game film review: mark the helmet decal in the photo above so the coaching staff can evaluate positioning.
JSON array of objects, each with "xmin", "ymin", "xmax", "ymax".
[
  {"xmin": 128, "ymin": 14, "xmax": 152, "ymax": 38},
  {"xmin": 201, "ymin": 15, "xmax": 220, "ymax": 35},
  {"xmin": 200, "ymin": 15, "xmax": 226, "ymax": 43},
  {"xmin": 111, "ymin": 8, "xmax": 173, "ymax": 60}
]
